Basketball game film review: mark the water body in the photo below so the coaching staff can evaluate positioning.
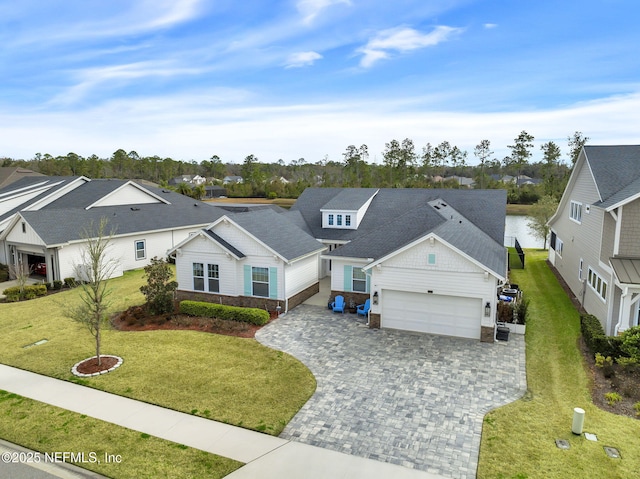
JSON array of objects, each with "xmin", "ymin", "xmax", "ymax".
[{"xmin": 504, "ymin": 215, "xmax": 545, "ymax": 249}]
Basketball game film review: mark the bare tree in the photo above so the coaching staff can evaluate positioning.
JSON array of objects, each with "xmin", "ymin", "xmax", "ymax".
[
  {"xmin": 8, "ymin": 257, "xmax": 31, "ymax": 292},
  {"xmin": 70, "ymin": 218, "xmax": 119, "ymax": 367}
]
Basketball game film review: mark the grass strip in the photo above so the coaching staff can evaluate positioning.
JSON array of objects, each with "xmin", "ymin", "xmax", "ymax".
[
  {"xmin": 0, "ymin": 390, "xmax": 242, "ymax": 479},
  {"xmin": 478, "ymin": 249, "xmax": 640, "ymax": 479}
]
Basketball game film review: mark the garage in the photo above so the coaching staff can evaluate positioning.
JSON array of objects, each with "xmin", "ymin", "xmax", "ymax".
[{"xmin": 381, "ymin": 290, "xmax": 482, "ymax": 339}]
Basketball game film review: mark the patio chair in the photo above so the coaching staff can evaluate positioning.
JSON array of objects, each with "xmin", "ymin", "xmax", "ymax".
[
  {"xmin": 331, "ymin": 295, "xmax": 345, "ymax": 313},
  {"xmin": 356, "ymin": 299, "xmax": 370, "ymax": 316}
]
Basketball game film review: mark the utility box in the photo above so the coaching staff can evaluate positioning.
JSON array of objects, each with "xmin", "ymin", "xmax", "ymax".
[
  {"xmin": 496, "ymin": 325, "xmax": 510, "ymax": 341},
  {"xmin": 572, "ymin": 407, "xmax": 585, "ymax": 435}
]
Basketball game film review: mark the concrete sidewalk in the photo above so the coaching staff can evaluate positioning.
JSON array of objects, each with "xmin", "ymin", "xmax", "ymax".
[{"xmin": 0, "ymin": 364, "xmax": 448, "ymax": 479}]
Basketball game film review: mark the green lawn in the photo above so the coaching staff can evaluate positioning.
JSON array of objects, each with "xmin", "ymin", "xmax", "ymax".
[
  {"xmin": 478, "ymin": 250, "xmax": 640, "ymax": 479},
  {"xmin": 0, "ymin": 269, "xmax": 316, "ymax": 435},
  {"xmin": 0, "ymin": 390, "xmax": 242, "ymax": 479}
]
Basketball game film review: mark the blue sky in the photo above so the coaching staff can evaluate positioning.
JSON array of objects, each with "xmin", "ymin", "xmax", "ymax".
[{"xmin": 2, "ymin": 0, "xmax": 640, "ymax": 165}]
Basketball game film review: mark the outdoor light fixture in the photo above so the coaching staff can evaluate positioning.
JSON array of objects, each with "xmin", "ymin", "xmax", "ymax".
[
  {"xmin": 373, "ymin": 291, "xmax": 379, "ymax": 305},
  {"xmin": 484, "ymin": 302, "xmax": 491, "ymax": 317}
]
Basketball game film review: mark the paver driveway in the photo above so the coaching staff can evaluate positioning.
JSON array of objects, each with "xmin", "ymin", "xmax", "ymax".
[{"xmin": 256, "ymin": 305, "xmax": 526, "ymax": 479}]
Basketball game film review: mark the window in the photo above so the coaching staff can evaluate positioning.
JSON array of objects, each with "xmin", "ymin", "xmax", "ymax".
[
  {"xmin": 337, "ymin": 214, "xmax": 342, "ymax": 226},
  {"xmin": 21, "ymin": 222, "xmax": 26, "ymax": 233},
  {"xmin": 570, "ymin": 201, "xmax": 582, "ymax": 223},
  {"xmin": 135, "ymin": 240, "xmax": 146, "ymax": 260},
  {"xmin": 579, "ymin": 258, "xmax": 583, "ymax": 280},
  {"xmin": 352, "ymin": 267, "xmax": 367, "ymax": 292},
  {"xmin": 555, "ymin": 237, "xmax": 563, "ymax": 257},
  {"xmin": 345, "ymin": 215, "xmax": 351, "ymax": 227},
  {"xmin": 328, "ymin": 214, "xmax": 334, "ymax": 226},
  {"xmin": 208, "ymin": 264, "xmax": 219, "ymax": 293},
  {"xmin": 252, "ymin": 267, "xmax": 269, "ymax": 297},
  {"xmin": 428, "ymin": 253, "xmax": 436, "ymax": 265},
  {"xmin": 587, "ymin": 267, "xmax": 607, "ymax": 301},
  {"xmin": 193, "ymin": 263, "xmax": 204, "ymax": 291}
]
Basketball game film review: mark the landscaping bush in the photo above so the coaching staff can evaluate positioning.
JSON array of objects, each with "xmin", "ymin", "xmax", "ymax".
[
  {"xmin": 497, "ymin": 301, "xmax": 514, "ymax": 323},
  {"xmin": 580, "ymin": 314, "xmax": 624, "ymax": 358},
  {"xmin": 621, "ymin": 325, "xmax": 640, "ymax": 361},
  {"xmin": 53, "ymin": 280, "xmax": 63, "ymax": 290},
  {"xmin": 514, "ymin": 297, "xmax": 529, "ymax": 325},
  {"xmin": 2, "ymin": 284, "xmax": 48, "ymax": 302},
  {"xmin": 64, "ymin": 277, "xmax": 77, "ymax": 288},
  {"xmin": 179, "ymin": 300, "xmax": 270, "ymax": 326},
  {"xmin": 0, "ymin": 263, "xmax": 8, "ymax": 282}
]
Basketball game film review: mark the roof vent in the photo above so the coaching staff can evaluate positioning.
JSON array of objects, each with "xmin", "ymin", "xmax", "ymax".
[
  {"xmin": 194, "ymin": 203, "xmax": 199, "ymax": 207},
  {"xmin": 130, "ymin": 207, "xmax": 140, "ymax": 211},
  {"xmin": 433, "ymin": 205, "xmax": 440, "ymax": 210}
]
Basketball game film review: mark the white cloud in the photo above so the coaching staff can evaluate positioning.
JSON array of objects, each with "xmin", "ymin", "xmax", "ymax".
[
  {"xmin": 483, "ymin": 23, "xmax": 498, "ymax": 29},
  {"xmin": 296, "ymin": 0, "xmax": 351, "ymax": 25},
  {"xmin": 285, "ymin": 51, "xmax": 323, "ymax": 68},
  {"xmin": 358, "ymin": 26, "xmax": 462, "ymax": 68}
]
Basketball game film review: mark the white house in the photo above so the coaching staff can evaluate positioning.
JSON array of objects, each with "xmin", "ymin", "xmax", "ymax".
[
  {"xmin": 0, "ymin": 177, "xmax": 224, "ymax": 283},
  {"xmin": 548, "ymin": 145, "xmax": 640, "ymax": 335},
  {"xmin": 168, "ymin": 208, "xmax": 326, "ymax": 311}
]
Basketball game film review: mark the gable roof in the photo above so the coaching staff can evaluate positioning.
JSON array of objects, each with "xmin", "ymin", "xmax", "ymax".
[
  {"xmin": 321, "ymin": 188, "xmax": 378, "ymax": 210},
  {"xmin": 0, "ymin": 167, "xmax": 45, "ymax": 189},
  {"xmin": 584, "ymin": 145, "xmax": 640, "ymax": 209},
  {"xmin": 12, "ymin": 180, "xmax": 225, "ymax": 245},
  {"xmin": 203, "ymin": 230, "xmax": 246, "ymax": 258},
  {"xmin": 226, "ymin": 209, "xmax": 325, "ymax": 262}
]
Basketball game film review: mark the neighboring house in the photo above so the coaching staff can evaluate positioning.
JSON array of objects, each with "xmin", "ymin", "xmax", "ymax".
[
  {"xmin": 289, "ymin": 188, "xmax": 508, "ymax": 341},
  {"xmin": 223, "ymin": 176, "xmax": 243, "ymax": 185},
  {"xmin": 548, "ymin": 145, "xmax": 640, "ymax": 336},
  {"xmin": 168, "ymin": 209, "xmax": 326, "ymax": 312},
  {"xmin": 446, "ymin": 176, "xmax": 475, "ymax": 188},
  {"xmin": 0, "ymin": 167, "xmax": 45, "ymax": 189},
  {"xmin": 0, "ymin": 177, "xmax": 224, "ymax": 284},
  {"xmin": 168, "ymin": 175, "xmax": 206, "ymax": 186}
]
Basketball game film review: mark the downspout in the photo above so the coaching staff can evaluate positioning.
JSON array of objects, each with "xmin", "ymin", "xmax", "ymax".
[{"xmin": 283, "ymin": 261, "xmax": 289, "ymax": 313}]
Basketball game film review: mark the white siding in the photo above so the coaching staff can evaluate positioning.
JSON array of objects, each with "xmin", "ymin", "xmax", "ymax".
[
  {"xmin": 5, "ymin": 219, "xmax": 46, "ymax": 247},
  {"xmin": 90, "ymin": 184, "xmax": 162, "ymax": 207},
  {"xmin": 369, "ymin": 237, "xmax": 498, "ymax": 329},
  {"xmin": 57, "ymin": 243, "xmax": 124, "ymax": 280},
  {"xmin": 285, "ymin": 255, "xmax": 319, "ymax": 297}
]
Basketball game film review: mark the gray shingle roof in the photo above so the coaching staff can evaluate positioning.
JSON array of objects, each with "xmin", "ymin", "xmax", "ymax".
[
  {"xmin": 227, "ymin": 209, "xmax": 325, "ymax": 262},
  {"xmin": 292, "ymin": 188, "xmax": 506, "ymax": 277},
  {"xmin": 321, "ymin": 188, "xmax": 379, "ymax": 210},
  {"xmin": 20, "ymin": 181, "xmax": 225, "ymax": 245},
  {"xmin": 585, "ymin": 145, "xmax": 640, "ymax": 206}
]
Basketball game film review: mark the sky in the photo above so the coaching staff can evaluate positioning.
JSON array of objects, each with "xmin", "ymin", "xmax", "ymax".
[{"xmin": 2, "ymin": 0, "xmax": 640, "ymax": 165}]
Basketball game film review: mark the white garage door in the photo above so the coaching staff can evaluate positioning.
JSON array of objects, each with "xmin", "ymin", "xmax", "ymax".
[{"xmin": 382, "ymin": 290, "xmax": 481, "ymax": 339}]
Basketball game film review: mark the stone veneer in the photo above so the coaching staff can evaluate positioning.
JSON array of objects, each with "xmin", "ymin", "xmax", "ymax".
[
  {"xmin": 368, "ymin": 312, "xmax": 381, "ymax": 329},
  {"xmin": 176, "ymin": 282, "xmax": 319, "ymax": 312},
  {"xmin": 480, "ymin": 325, "xmax": 495, "ymax": 343}
]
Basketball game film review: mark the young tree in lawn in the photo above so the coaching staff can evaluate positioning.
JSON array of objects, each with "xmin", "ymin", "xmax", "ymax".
[
  {"xmin": 70, "ymin": 218, "xmax": 118, "ymax": 367},
  {"xmin": 140, "ymin": 257, "xmax": 178, "ymax": 315},
  {"xmin": 527, "ymin": 195, "xmax": 559, "ymax": 250}
]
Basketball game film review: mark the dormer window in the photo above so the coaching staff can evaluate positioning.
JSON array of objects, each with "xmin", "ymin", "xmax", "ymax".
[
  {"xmin": 345, "ymin": 215, "xmax": 351, "ymax": 227},
  {"xmin": 337, "ymin": 214, "xmax": 342, "ymax": 226},
  {"xmin": 328, "ymin": 214, "xmax": 334, "ymax": 225}
]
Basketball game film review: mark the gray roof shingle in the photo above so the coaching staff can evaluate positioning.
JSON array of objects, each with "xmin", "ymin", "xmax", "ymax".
[
  {"xmin": 584, "ymin": 145, "xmax": 640, "ymax": 206},
  {"xmin": 321, "ymin": 188, "xmax": 379, "ymax": 210}
]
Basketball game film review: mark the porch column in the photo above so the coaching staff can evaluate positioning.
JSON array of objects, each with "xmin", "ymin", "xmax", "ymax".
[
  {"xmin": 617, "ymin": 290, "xmax": 640, "ymax": 334},
  {"xmin": 44, "ymin": 249, "xmax": 53, "ymax": 284}
]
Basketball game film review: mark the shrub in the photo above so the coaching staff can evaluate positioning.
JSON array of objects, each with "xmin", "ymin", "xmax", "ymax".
[
  {"xmin": 140, "ymin": 257, "xmax": 178, "ymax": 315},
  {"xmin": 64, "ymin": 277, "xmax": 77, "ymax": 288},
  {"xmin": 53, "ymin": 280, "xmax": 63, "ymax": 290},
  {"xmin": 2, "ymin": 284, "xmax": 47, "ymax": 301},
  {"xmin": 179, "ymin": 300, "xmax": 269, "ymax": 326},
  {"xmin": 604, "ymin": 391, "xmax": 622, "ymax": 406},
  {"xmin": 616, "ymin": 356, "xmax": 639, "ymax": 371},
  {"xmin": 595, "ymin": 353, "xmax": 615, "ymax": 378},
  {"xmin": 514, "ymin": 297, "xmax": 529, "ymax": 325},
  {"xmin": 621, "ymin": 325, "xmax": 640, "ymax": 361},
  {"xmin": 580, "ymin": 314, "xmax": 624, "ymax": 358},
  {"xmin": 497, "ymin": 301, "xmax": 514, "ymax": 323},
  {"xmin": 634, "ymin": 402, "xmax": 640, "ymax": 417}
]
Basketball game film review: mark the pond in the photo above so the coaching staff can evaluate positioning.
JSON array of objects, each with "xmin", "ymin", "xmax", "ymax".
[{"xmin": 504, "ymin": 215, "xmax": 545, "ymax": 249}]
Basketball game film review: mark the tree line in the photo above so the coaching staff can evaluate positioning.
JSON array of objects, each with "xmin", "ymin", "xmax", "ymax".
[{"xmin": 1, "ymin": 131, "xmax": 588, "ymax": 204}]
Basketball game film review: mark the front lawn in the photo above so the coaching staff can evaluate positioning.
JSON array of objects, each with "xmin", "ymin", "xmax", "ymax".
[
  {"xmin": 0, "ymin": 269, "xmax": 316, "ymax": 435},
  {"xmin": 478, "ymin": 250, "xmax": 640, "ymax": 479},
  {"xmin": 0, "ymin": 390, "xmax": 242, "ymax": 479}
]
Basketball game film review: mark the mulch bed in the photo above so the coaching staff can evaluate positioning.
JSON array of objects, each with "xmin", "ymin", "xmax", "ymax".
[
  {"xmin": 75, "ymin": 356, "xmax": 119, "ymax": 375},
  {"xmin": 111, "ymin": 305, "xmax": 276, "ymax": 339}
]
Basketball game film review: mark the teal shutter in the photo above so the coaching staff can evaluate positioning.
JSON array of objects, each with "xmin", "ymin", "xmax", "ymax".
[
  {"xmin": 366, "ymin": 272, "xmax": 371, "ymax": 293},
  {"xmin": 269, "ymin": 267, "xmax": 278, "ymax": 299},
  {"xmin": 244, "ymin": 265, "xmax": 252, "ymax": 296},
  {"xmin": 343, "ymin": 265, "xmax": 352, "ymax": 292}
]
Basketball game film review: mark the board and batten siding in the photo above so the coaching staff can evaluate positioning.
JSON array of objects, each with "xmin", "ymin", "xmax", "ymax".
[
  {"xmin": 175, "ymin": 235, "xmax": 238, "ymax": 295},
  {"xmin": 5, "ymin": 218, "xmax": 46, "ymax": 248},
  {"xmin": 91, "ymin": 184, "xmax": 162, "ymax": 207},
  {"xmin": 551, "ymin": 157, "xmax": 609, "ymax": 327},
  {"xmin": 285, "ymin": 254, "xmax": 319, "ymax": 297}
]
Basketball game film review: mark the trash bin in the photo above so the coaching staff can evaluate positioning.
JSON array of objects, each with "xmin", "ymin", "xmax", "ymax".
[{"xmin": 496, "ymin": 325, "xmax": 510, "ymax": 341}]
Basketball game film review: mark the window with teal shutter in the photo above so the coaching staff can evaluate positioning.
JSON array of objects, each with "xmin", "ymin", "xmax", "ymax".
[
  {"xmin": 243, "ymin": 265, "xmax": 252, "ymax": 296},
  {"xmin": 343, "ymin": 265, "xmax": 352, "ymax": 291},
  {"xmin": 269, "ymin": 267, "xmax": 278, "ymax": 299}
]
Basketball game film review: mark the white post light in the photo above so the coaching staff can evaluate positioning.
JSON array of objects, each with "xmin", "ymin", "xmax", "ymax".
[{"xmin": 572, "ymin": 407, "xmax": 585, "ymax": 435}]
